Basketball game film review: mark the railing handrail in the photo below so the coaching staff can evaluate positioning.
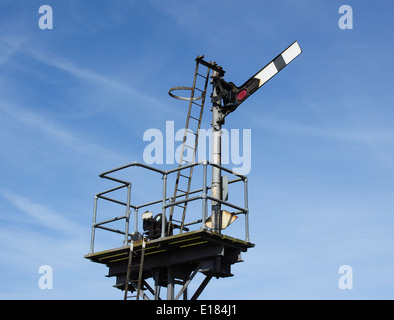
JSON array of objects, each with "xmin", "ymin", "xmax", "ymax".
[
  {"xmin": 99, "ymin": 161, "xmax": 165, "ymax": 178},
  {"xmin": 89, "ymin": 160, "xmax": 250, "ymax": 254},
  {"xmin": 100, "ymin": 160, "xmax": 247, "ymax": 180}
]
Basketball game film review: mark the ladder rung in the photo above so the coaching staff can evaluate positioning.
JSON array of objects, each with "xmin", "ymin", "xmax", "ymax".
[
  {"xmin": 194, "ymin": 87, "xmax": 204, "ymax": 93},
  {"xmin": 186, "ymin": 129, "xmax": 197, "ymax": 135},
  {"xmin": 189, "ymin": 116, "xmax": 199, "ymax": 121},
  {"xmin": 124, "ymin": 239, "xmax": 146, "ymax": 301},
  {"xmin": 129, "ymin": 250, "xmax": 143, "ymax": 255},
  {"xmin": 192, "ymin": 101, "xmax": 203, "ymax": 107},
  {"xmin": 179, "ymin": 173, "xmax": 191, "ymax": 179},
  {"xmin": 184, "ymin": 144, "xmax": 195, "ymax": 149},
  {"xmin": 175, "ymin": 204, "xmax": 186, "ymax": 209},
  {"xmin": 177, "ymin": 188, "xmax": 187, "ymax": 193},
  {"xmin": 197, "ymin": 72, "xmax": 208, "ymax": 79}
]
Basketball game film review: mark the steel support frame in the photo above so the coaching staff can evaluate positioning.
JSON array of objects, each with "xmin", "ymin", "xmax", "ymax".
[{"xmin": 126, "ymin": 264, "xmax": 213, "ymax": 301}]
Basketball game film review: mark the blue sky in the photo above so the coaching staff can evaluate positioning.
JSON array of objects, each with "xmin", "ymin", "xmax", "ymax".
[{"xmin": 1, "ymin": 0, "xmax": 394, "ymax": 299}]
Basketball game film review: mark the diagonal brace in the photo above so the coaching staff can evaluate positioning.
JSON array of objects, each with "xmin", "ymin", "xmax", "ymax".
[{"xmin": 175, "ymin": 263, "xmax": 201, "ymax": 300}]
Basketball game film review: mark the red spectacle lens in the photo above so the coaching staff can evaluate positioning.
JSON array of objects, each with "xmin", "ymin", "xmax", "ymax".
[{"xmin": 237, "ymin": 89, "xmax": 247, "ymax": 101}]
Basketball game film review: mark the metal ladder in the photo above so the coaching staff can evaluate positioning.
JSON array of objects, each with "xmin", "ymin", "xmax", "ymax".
[
  {"xmin": 124, "ymin": 239, "xmax": 146, "ymax": 300},
  {"xmin": 167, "ymin": 56, "xmax": 212, "ymax": 235}
]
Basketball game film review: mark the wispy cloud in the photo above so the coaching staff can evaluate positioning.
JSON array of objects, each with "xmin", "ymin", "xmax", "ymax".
[
  {"xmin": 0, "ymin": 32, "xmax": 174, "ymax": 116},
  {"xmin": 0, "ymin": 35, "xmax": 26, "ymax": 66},
  {"xmin": 248, "ymin": 112, "xmax": 394, "ymax": 174},
  {"xmin": 0, "ymin": 189, "xmax": 106, "ymax": 299},
  {"xmin": 252, "ymin": 115, "xmax": 394, "ymax": 145},
  {"xmin": 0, "ymin": 99, "xmax": 128, "ymax": 164},
  {"xmin": 0, "ymin": 189, "xmax": 83, "ymax": 236},
  {"xmin": 25, "ymin": 48, "xmax": 173, "ymax": 113}
]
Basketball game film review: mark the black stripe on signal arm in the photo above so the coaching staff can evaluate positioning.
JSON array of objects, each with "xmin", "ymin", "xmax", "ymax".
[{"xmin": 273, "ymin": 54, "xmax": 287, "ymax": 72}]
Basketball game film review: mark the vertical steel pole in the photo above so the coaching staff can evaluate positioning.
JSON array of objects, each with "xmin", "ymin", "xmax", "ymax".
[
  {"xmin": 202, "ymin": 160, "xmax": 208, "ymax": 229},
  {"xmin": 244, "ymin": 177, "xmax": 250, "ymax": 243},
  {"xmin": 153, "ymin": 269, "xmax": 161, "ymax": 300},
  {"xmin": 124, "ymin": 184, "xmax": 131, "ymax": 244},
  {"xmin": 211, "ymin": 71, "xmax": 222, "ymax": 233},
  {"xmin": 167, "ymin": 268, "xmax": 174, "ymax": 300},
  {"xmin": 89, "ymin": 195, "xmax": 98, "ymax": 254},
  {"xmin": 161, "ymin": 173, "xmax": 167, "ymax": 238},
  {"xmin": 134, "ymin": 208, "xmax": 138, "ymax": 234}
]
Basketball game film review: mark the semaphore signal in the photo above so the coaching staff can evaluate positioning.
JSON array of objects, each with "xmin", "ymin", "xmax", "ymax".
[{"xmin": 85, "ymin": 41, "xmax": 302, "ymax": 300}]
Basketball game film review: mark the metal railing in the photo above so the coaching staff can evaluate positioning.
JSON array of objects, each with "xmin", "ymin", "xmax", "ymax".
[{"xmin": 89, "ymin": 161, "xmax": 250, "ymax": 254}]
